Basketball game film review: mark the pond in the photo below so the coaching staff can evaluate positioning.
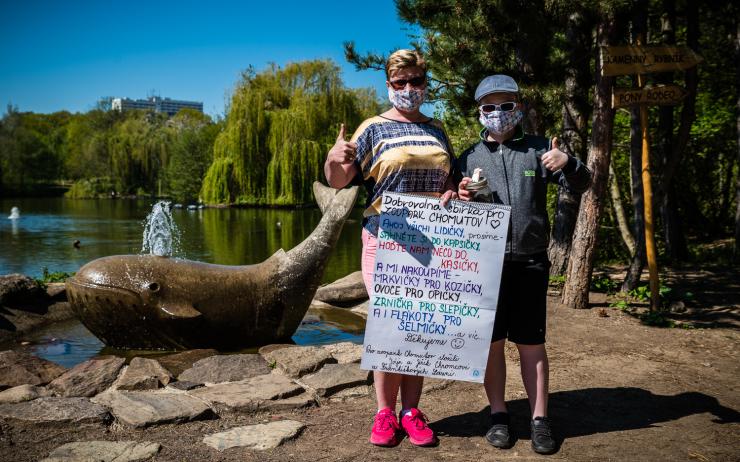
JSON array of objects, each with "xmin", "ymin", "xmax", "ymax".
[{"xmin": 0, "ymin": 197, "xmax": 366, "ymax": 367}]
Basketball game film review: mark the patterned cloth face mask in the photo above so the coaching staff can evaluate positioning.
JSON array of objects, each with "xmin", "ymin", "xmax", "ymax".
[
  {"xmin": 387, "ymin": 87, "xmax": 427, "ymax": 112},
  {"xmin": 479, "ymin": 109, "xmax": 523, "ymax": 136}
]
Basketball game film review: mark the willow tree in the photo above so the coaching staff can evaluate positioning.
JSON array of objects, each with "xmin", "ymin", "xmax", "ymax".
[{"xmin": 201, "ymin": 60, "xmax": 379, "ymax": 206}]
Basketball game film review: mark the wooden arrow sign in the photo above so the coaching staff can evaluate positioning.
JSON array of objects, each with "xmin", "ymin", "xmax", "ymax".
[
  {"xmin": 601, "ymin": 45, "xmax": 702, "ymax": 76},
  {"xmin": 612, "ymin": 84, "xmax": 687, "ymax": 108}
]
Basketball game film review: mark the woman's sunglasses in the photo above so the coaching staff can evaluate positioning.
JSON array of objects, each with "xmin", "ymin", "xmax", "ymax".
[
  {"xmin": 389, "ymin": 76, "xmax": 426, "ymax": 90},
  {"xmin": 479, "ymin": 102, "xmax": 517, "ymax": 113}
]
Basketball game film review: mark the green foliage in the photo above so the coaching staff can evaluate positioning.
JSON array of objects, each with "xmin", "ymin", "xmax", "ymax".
[
  {"xmin": 609, "ymin": 298, "xmax": 631, "ymax": 311},
  {"xmin": 548, "ymin": 274, "xmax": 566, "ymax": 288},
  {"xmin": 34, "ymin": 267, "xmax": 75, "ymax": 287},
  {"xmin": 628, "ymin": 285, "xmax": 651, "ymax": 302},
  {"xmin": 591, "ymin": 274, "xmax": 618, "ymax": 294},
  {"xmin": 65, "ymin": 177, "xmax": 115, "ymax": 198},
  {"xmin": 201, "ymin": 60, "xmax": 380, "ymax": 205}
]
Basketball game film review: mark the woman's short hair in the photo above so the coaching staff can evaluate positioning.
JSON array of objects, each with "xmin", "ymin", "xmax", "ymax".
[{"xmin": 385, "ymin": 49, "xmax": 427, "ymax": 79}]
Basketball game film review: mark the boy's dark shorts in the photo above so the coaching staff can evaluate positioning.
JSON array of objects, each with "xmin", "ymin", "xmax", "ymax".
[{"xmin": 491, "ymin": 252, "xmax": 550, "ymax": 345}]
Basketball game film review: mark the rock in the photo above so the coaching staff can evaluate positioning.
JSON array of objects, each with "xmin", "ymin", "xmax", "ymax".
[
  {"xmin": 262, "ymin": 346, "xmax": 335, "ymax": 378},
  {"xmin": 166, "ymin": 380, "xmax": 203, "ymax": 391},
  {"xmin": 156, "ymin": 349, "xmax": 217, "ymax": 377},
  {"xmin": 0, "ymin": 303, "xmax": 76, "ymax": 345},
  {"xmin": 327, "ymin": 385, "xmax": 372, "ymax": 402},
  {"xmin": 203, "ymin": 420, "xmax": 306, "ymax": 451},
  {"xmin": 0, "ymin": 397, "xmax": 109, "ymax": 424},
  {"xmin": 116, "ymin": 358, "xmax": 173, "ymax": 391},
  {"xmin": 178, "ymin": 354, "xmax": 270, "ymax": 384},
  {"xmin": 40, "ymin": 441, "xmax": 161, "ymax": 462},
  {"xmin": 0, "ymin": 350, "xmax": 67, "ymax": 390},
  {"xmin": 0, "ymin": 384, "xmax": 52, "ymax": 403},
  {"xmin": 189, "ymin": 373, "xmax": 303, "ymax": 412},
  {"xmin": 0, "ymin": 274, "xmax": 49, "ymax": 307},
  {"xmin": 350, "ymin": 300, "xmax": 369, "ymax": 318},
  {"xmin": 314, "ymin": 271, "xmax": 367, "ymax": 305},
  {"xmin": 257, "ymin": 344, "xmax": 294, "ymax": 356},
  {"xmin": 298, "ymin": 363, "xmax": 372, "ymax": 397},
  {"xmin": 670, "ymin": 300, "xmax": 687, "ymax": 313},
  {"xmin": 45, "ymin": 283, "xmax": 67, "ymax": 302},
  {"xmin": 322, "ymin": 342, "xmax": 363, "ymax": 364},
  {"xmin": 257, "ymin": 392, "xmax": 316, "ymax": 411},
  {"xmin": 48, "ymin": 357, "xmax": 125, "ymax": 397},
  {"xmin": 92, "ymin": 390, "xmax": 213, "ymax": 428}
]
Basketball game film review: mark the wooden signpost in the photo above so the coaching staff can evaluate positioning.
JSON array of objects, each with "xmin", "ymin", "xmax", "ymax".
[
  {"xmin": 601, "ymin": 45, "xmax": 703, "ymax": 76},
  {"xmin": 602, "ymin": 41, "xmax": 701, "ymax": 311},
  {"xmin": 612, "ymin": 84, "xmax": 686, "ymax": 109}
]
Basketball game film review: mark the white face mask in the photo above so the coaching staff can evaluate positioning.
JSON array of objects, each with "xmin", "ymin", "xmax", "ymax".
[
  {"xmin": 479, "ymin": 109, "xmax": 523, "ymax": 136},
  {"xmin": 388, "ymin": 87, "xmax": 426, "ymax": 112}
]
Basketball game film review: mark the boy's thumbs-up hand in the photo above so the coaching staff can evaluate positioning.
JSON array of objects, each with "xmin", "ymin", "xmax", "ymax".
[
  {"xmin": 541, "ymin": 136, "xmax": 568, "ymax": 172},
  {"xmin": 327, "ymin": 123, "xmax": 357, "ymax": 165}
]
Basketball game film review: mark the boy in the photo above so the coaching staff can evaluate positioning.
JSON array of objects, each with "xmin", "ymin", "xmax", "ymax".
[{"xmin": 457, "ymin": 75, "xmax": 591, "ymax": 455}]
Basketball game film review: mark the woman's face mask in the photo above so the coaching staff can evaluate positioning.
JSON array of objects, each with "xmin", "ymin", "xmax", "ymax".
[
  {"xmin": 388, "ymin": 87, "xmax": 427, "ymax": 112},
  {"xmin": 479, "ymin": 108, "xmax": 523, "ymax": 136}
]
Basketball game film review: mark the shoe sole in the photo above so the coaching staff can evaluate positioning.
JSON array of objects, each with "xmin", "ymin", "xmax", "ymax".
[
  {"xmin": 532, "ymin": 445, "xmax": 557, "ymax": 455},
  {"xmin": 369, "ymin": 436, "xmax": 400, "ymax": 447},
  {"xmin": 407, "ymin": 435, "xmax": 438, "ymax": 447}
]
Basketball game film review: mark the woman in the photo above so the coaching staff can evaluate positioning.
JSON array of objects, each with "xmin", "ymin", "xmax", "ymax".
[{"xmin": 324, "ymin": 49, "xmax": 457, "ymax": 447}]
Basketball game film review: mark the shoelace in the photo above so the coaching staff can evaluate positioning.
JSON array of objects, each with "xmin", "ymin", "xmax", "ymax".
[
  {"xmin": 374, "ymin": 413, "xmax": 397, "ymax": 431},
  {"xmin": 534, "ymin": 421, "xmax": 552, "ymax": 438},
  {"xmin": 409, "ymin": 411, "xmax": 430, "ymax": 429}
]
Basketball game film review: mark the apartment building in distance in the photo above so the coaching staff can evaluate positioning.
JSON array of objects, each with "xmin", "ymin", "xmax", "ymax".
[{"xmin": 111, "ymin": 96, "xmax": 203, "ymax": 116}]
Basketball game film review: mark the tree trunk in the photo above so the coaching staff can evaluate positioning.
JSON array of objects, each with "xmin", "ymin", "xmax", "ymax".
[
  {"xmin": 623, "ymin": 106, "xmax": 647, "ymax": 291},
  {"xmin": 609, "ymin": 162, "xmax": 636, "ymax": 255},
  {"xmin": 562, "ymin": 15, "xmax": 618, "ymax": 309},
  {"xmin": 735, "ymin": 19, "xmax": 740, "ymax": 262},
  {"xmin": 622, "ymin": 0, "xmax": 648, "ymax": 292},
  {"xmin": 548, "ymin": 10, "xmax": 592, "ymax": 276}
]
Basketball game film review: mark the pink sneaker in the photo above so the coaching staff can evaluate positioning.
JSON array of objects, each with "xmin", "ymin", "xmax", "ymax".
[
  {"xmin": 370, "ymin": 408, "xmax": 400, "ymax": 447},
  {"xmin": 400, "ymin": 408, "xmax": 437, "ymax": 446}
]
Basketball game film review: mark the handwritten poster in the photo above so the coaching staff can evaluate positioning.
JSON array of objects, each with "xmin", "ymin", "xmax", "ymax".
[{"xmin": 361, "ymin": 192, "xmax": 511, "ymax": 383}]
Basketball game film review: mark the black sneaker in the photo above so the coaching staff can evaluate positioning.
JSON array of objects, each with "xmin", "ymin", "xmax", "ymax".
[
  {"xmin": 485, "ymin": 412, "xmax": 512, "ymax": 448},
  {"xmin": 531, "ymin": 416, "xmax": 557, "ymax": 454}
]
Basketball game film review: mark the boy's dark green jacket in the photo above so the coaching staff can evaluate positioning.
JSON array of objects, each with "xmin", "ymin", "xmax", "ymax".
[{"xmin": 455, "ymin": 127, "xmax": 592, "ymax": 261}]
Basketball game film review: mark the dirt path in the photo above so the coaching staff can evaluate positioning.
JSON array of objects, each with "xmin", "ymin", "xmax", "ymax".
[{"xmin": 1, "ymin": 279, "xmax": 739, "ymax": 461}]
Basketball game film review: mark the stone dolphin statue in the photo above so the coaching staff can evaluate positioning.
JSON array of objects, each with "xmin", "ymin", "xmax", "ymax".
[{"xmin": 66, "ymin": 182, "xmax": 359, "ymax": 350}]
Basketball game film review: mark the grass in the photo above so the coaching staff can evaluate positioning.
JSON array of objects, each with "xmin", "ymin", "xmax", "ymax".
[{"xmin": 34, "ymin": 267, "xmax": 75, "ymax": 289}]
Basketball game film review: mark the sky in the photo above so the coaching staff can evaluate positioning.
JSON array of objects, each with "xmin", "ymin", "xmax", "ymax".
[{"xmin": 0, "ymin": 0, "xmax": 422, "ymax": 116}]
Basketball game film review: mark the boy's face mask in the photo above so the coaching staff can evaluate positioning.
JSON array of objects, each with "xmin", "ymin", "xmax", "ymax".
[{"xmin": 479, "ymin": 108, "xmax": 523, "ymax": 136}]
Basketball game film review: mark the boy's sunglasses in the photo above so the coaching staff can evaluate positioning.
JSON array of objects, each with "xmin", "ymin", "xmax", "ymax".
[
  {"xmin": 389, "ymin": 76, "xmax": 426, "ymax": 90},
  {"xmin": 479, "ymin": 102, "xmax": 517, "ymax": 113}
]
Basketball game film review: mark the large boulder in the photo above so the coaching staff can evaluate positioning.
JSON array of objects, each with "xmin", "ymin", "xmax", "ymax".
[
  {"xmin": 313, "ymin": 271, "xmax": 367, "ymax": 305},
  {"xmin": 156, "ymin": 349, "xmax": 217, "ymax": 377},
  {"xmin": 203, "ymin": 420, "xmax": 306, "ymax": 451},
  {"xmin": 298, "ymin": 363, "xmax": 372, "ymax": 397},
  {"xmin": 48, "ymin": 357, "xmax": 125, "ymax": 397},
  {"xmin": 0, "ymin": 274, "xmax": 49, "ymax": 307},
  {"xmin": 92, "ymin": 390, "xmax": 214, "ymax": 428},
  {"xmin": 115, "ymin": 357, "xmax": 173, "ymax": 391},
  {"xmin": 188, "ymin": 373, "xmax": 303, "ymax": 412},
  {"xmin": 0, "ymin": 397, "xmax": 110, "ymax": 425},
  {"xmin": 178, "ymin": 354, "xmax": 271, "ymax": 385},
  {"xmin": 261, "ymin": 346, "xmax": 335, "ymax": 378},
  {"xmin": 0, "ymin": 384, "xmax": 53, "ymax": 403},
  {"xmin": 40, "ymin": 441, "xmax": 160, "ymax": 462},
  {"xmin": 0, "ymin": 350, "xmax": 66, "ymax": 390}
]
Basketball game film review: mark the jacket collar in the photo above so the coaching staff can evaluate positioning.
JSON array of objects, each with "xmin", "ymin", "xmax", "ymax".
[{"xmin": 479, "ymin": 125, "xmax": 525, "ymax": 148}]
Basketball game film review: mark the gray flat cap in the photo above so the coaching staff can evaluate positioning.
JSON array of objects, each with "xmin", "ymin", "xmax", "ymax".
[{"xmin": 475, "ymin": 75, "xmax": 519, "ymax": 101}]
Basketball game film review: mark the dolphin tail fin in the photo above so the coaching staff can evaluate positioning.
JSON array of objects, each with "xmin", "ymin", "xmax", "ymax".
[{"xmin": 313, "ymin": 182, "xmax": 359, "ymax": 221}]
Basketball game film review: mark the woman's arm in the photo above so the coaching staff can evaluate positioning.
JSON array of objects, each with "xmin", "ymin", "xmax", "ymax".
[{"xmin": 324, "ymin": 123, "xmax": 360, "ymax": 189}]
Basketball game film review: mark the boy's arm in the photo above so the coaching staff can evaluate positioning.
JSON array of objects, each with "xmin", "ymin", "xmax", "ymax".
[{"xmin": 543, "ymin": 137, "xmax": 592, "ymax": 194}]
